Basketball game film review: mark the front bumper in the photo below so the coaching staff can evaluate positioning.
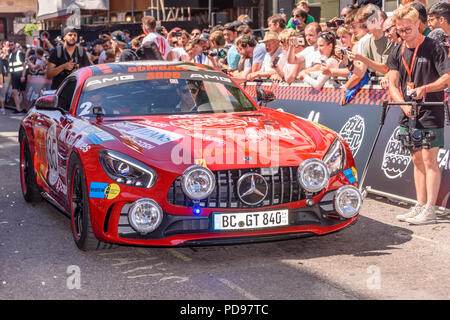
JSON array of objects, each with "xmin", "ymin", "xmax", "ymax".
[{"xmin": 97, "ymin": 189, "xmax": 359, "ymax": 246}]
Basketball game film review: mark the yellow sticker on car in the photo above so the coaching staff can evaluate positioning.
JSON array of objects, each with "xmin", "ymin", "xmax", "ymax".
[{"xmin": 104, "ymin": 183, "xmax": 120, "ymax": 200}]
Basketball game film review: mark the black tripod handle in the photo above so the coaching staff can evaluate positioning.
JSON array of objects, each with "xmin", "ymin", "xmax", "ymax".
[{"xmin": 386, "ymin": 101, "xmax": 445, "ymax": 107}]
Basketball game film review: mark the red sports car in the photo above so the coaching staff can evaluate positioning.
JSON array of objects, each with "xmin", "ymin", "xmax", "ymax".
[{"xmin": 19, "ymin": 62, "xmax": 361, "ymax": 250}]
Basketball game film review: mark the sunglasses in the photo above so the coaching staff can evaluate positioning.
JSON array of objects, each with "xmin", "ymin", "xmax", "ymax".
[{"xmin": 319, "ymin": 32, "xmax": 335, "ymax": 41}]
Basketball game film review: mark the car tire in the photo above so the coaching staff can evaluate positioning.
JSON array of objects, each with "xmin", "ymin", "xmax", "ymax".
[
  {"xmin": 68, "ymin": 154, "xmax": 115, "ymax": 251},
  {"xmin": 19, "ymin": 130, "xmax": 42, "ymax": 203}
]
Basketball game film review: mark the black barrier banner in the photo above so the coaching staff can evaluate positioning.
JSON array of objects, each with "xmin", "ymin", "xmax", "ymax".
[
  {"xmin": 362, "ymin": 106, "xmax": 450, "ymax": 209},
  {"xmin": 243, "ymin": 81, "xmax": 449, "ymax": 209},
  {"xmin": 244, "ymin": 81, "xmax": 386, "ymax": 178}
]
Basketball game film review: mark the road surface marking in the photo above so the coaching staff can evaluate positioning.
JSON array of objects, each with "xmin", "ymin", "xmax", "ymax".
[{"xmin": 218, "ymin": 278, "xmax": 260, "ymax": 300}]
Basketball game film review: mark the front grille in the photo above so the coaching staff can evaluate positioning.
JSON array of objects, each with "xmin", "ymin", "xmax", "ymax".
[{"xmin": 167, "ymin": 167, "xmax": 315, "ymax": 209}]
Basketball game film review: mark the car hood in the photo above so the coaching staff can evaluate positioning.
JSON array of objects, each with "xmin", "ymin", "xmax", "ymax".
[{"xmin": 94, "ymin": 109, "xmax": 336, "ymax": 170}]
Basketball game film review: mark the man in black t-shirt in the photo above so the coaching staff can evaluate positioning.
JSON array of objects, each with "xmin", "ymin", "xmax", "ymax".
[
  {"xmin": 387, "ymin": 6, "xmax": 450, "ymax": 225},
  {"xmin": 46, "ymin": 27, "xmax": 91, "ymax": 90}
]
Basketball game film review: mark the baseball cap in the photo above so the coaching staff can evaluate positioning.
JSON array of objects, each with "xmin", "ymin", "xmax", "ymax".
[
  {"xmin": 111, "ymin": 30, "xmax": 127, "ymax": 46},
  {"xmin": 199, "ymin": 33, "xmax": 210, "ymax": 41},
  {"xmin": 62, "ymin": 26, "xmax": 78, "ymax": 37}
]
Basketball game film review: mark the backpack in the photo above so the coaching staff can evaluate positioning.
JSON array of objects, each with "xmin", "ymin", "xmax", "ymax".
[
  {"xmin": 119, "ymin": 48, "xmax": 139, "ymax": 62},
  {"xmin": 135, "ymin": 41, "xmax": 163, "ymax": 61},
  {"xmin": 56, "ymin": 45, "xmax": 85, "ymax": 64}
]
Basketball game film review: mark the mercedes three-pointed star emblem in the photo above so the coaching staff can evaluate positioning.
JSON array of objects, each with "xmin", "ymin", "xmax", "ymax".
[{"xmin": 237, "ymin": 172, "xmax": 269, "ymax": 206}]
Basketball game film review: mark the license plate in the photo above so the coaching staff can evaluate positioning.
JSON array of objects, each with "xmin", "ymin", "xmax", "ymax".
[{"xmin": 213, "ymin": 209, "xmax": 289, "ymax": 231}]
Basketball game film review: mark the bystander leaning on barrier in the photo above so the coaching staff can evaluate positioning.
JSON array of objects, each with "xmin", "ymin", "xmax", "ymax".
[
  {"xmin": 286, "ymin": 22, "xmax": 321, "ymax": 77},
  {"xmin": 247, "ymin": 32, "xmax": 285, "ymax": 81},
  {"xmin": 321, "ymin": 25, "xmax": 354, "ymax": 80},
  {"xmin": 347, "ymin": 4, "xmax": 393, "ymax": 77},
  {"xmin": 298, "ymin": 32, "xmax": 340, "ymax": 90},
  {"xmin": 387, "ymin": 5, "xmax": 450, "ymax": 225},
  {"xmin": 273, "ymin": 29, "xmax": 306, "ymax": 83},
  {"xmin": 231, "ymin": 35, "xmax": 265, "ymax": 83}
]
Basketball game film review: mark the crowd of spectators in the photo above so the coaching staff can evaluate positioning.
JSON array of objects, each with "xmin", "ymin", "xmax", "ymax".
[{"xmin": 0, "ymin": 0, "xmax": 449, "ymax": 114}]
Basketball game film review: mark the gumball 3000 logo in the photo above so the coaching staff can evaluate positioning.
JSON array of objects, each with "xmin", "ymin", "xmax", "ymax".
[
  {"xmin": 381, "ymin": 127, "xmax": 412, "ymax": 179},
  {"xmin": 339, "ymin": 115, "xmax": 365, "ymax": 156}
]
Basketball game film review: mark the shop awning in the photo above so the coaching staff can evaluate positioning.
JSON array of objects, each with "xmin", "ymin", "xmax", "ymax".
[
  {"xmin": 37, "ymin": 0, "xmax": 109, "ymax": 20},
  {"xmin": 0, "ymin": 0, "xmax": 35, "ymax": 14}
]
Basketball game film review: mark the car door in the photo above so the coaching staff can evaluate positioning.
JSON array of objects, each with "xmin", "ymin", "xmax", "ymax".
[{"xmin": 35, "ymin": 76, "xmax": 77, "ymax": 205}]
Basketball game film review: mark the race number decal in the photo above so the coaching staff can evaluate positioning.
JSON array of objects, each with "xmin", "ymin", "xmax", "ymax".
[
  {"xmin": 46, "ymin": 123, "xmax": 59, "ymax": 186},
  {"xmin": 78, "ymin": 102, "xmax": 93, "ymax": 117}
]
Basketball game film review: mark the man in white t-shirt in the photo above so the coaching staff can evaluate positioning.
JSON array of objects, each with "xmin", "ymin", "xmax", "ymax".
[{"xmin": 141, "ymin": 16, "xmax": 173, "ymax": 60}]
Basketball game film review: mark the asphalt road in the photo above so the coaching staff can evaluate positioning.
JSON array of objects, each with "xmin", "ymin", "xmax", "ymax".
[{"xmin": 0, "ymin": 111, "xmax": 449, "ymax": 301}]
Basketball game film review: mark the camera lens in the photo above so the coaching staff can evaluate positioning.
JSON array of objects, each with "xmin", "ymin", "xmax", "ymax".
[{"xmin": 411, "ymin": 129, "xmax": 422, "ymax": 141}]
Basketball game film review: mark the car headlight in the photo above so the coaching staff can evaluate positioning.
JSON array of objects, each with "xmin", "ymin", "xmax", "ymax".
[
  {"xmin": 99, "ymin": 150, "xmax": 157, "ymax": 188},
  {"xmin": 128, "ymin": 198, "xmax": 163, "ymax": 234},
  {"xmin": 322, "ymin": 138, "xmax": 346, "ymax": 176},
  {"xmin": 297, "ymin": 158, "xmax": 330, "ymax": 193},
  {"xmin": 334, "ymin": 185, "xmax": 362, "ymax": 218},
  {"xmin": 181, "ymin": 165, "xmax": 216, "ymax": 200}
]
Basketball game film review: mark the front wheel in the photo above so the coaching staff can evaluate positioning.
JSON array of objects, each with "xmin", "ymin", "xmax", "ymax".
[{"xmin": 68, "ymin": 155, "xmax": 107, "ymax": 251}]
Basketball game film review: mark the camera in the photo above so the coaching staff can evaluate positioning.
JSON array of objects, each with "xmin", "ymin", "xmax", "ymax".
[
  {"xmin": 208, "ymin": 48, "xmax": 227, "ymax": 59},
  {"xmin": 271, "ymin": 56, "xmax": 280, "ymax": 68},
  {"xmin": 397, "ymin": 128, "xmax": 436, "ymax": 150},
  {"xmin": 326, "ymin": 18, "xmax": 345, "ymax": 28}
]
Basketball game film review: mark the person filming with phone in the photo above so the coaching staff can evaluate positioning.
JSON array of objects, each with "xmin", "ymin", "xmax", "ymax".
[
  {"xmin": 387, "ymin": 6, "xmax": 450, "ymax": 225},
  {"xmin": 46, "ymin": 27, "xmax": 91, "ymax": 90}
]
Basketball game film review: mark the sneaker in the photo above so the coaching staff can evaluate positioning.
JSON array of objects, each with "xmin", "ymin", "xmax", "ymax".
[
  {"xmin": 12, "ymin": 110, "xmax": 21, "ymax": 114},
  {"xmin": 396, "ymin": 203, "xmax": 424, "ymax": 222},
  {"xmin": 406, "ymin": 205, "xmax": 437, "ymax": 225},
  {"xmin": 0, "ymin": 108, "xmax": 5, "ymax": 115}
]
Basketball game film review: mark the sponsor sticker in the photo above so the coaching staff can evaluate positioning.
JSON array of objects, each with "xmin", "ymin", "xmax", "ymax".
[
  {"xmin": 194, "ymin": 159, "xmax": 207, "ymax": 167},
  {"xmin": 89, "ymin": 182, "xmax": 108, "ymax": 198},
  {"xmin": 343, "ymin": 168, "xmax": 357, "ymax": 184},
  {"xmin": 87, "ymin": 131, "xmax": 116, "ymax": 145},
  {"xmin": 104, "ymin": 183, "xmax": 121, "ymax": 200},
  {"xmin": 89, "ymin": 182, "xmax": 121, "ymax": 199},
  {"xmin": 127, "ymin": 127, "xmax": 183, "ymax": 146}
]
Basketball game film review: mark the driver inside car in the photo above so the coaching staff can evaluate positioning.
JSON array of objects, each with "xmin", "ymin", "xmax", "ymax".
[{"xmin": 175, "ymin": 84, "xmax": 199, "ymax": 112}]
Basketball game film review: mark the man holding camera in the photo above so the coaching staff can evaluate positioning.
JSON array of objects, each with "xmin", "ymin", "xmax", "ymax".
[
  {"xmin": 47, "ymin": 27, "xmax": 91, "ymax": 90},
  {"xmin": 387, "ymin": 6, "xmax": 450, "ymax": 225}
]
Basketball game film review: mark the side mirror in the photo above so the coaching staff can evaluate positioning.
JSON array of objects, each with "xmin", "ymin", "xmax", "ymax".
[
  {"xmin": 35, "ymin": 94, "xmax": 59, "ymax": 110},
  {"xmin": 256, "ymin": 89, "xmax": 275, "ymax": 106}
]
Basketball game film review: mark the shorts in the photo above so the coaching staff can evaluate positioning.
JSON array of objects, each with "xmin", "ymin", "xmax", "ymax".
[
  {"xmin": 10, "ymin": 73, "xmax": 27, "ymax": 91},
  {"xmin": 398, "ymin": 126, "xmax": 445, "ymax": 152}
]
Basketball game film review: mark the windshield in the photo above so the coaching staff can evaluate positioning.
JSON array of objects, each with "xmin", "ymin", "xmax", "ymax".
[{"xmin": 77, "ymin": 72, "xmax": 257, "ymax": 117}]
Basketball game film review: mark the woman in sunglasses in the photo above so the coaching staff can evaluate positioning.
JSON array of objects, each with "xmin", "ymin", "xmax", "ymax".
[{"xmin": 298, "ymin": 32, "xmax": 339, "ymax": 90}]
